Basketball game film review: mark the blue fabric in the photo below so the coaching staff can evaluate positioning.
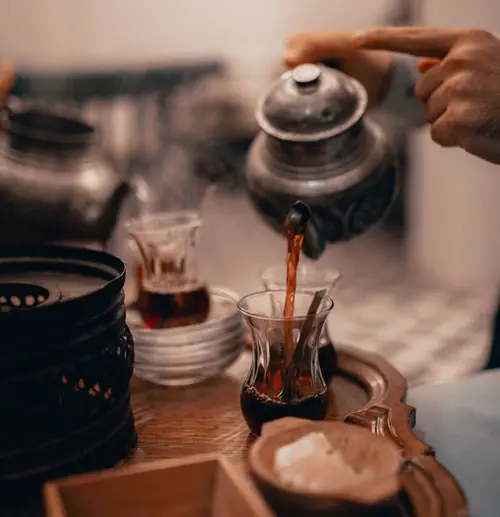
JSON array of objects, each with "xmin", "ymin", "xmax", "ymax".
[
  {"xmin": 378, "ymin": 54, "xmax": 425, "ymax": 128},
  {"xmin": 408, "ymin": 370, "xmax": 500, "ymax": 517}
]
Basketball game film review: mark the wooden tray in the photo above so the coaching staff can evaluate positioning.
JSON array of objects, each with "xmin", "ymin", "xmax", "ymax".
[
  {"xmin": 131, "ymin": 346, "xmax": 468, "ymax": 517},
  {"xmin": 131, "ymin": 346, "xmax": 428, "ymax": 460},
  {"xmin": 44, "ymin": 454, "xmax": 276, "ymax": 517}
]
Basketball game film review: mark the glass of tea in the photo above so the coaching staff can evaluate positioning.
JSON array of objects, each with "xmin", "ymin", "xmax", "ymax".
[
  {"xmin": 125, "ymin": 211, "xmax": 210, "ymax": 329},
  {"xmin": 237, "ymin": 289, "xmax": 334, "ymax": 435},
  {"xmin": 260, "ymin": 265, "xmax": 341, "ymax": 384}
]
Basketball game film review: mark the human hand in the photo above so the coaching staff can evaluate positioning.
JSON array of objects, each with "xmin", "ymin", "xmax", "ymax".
[
  {"xmin": 356, "ymin": 27, "xmax": 500, "ymax": 164},
  {"xmin": 284, "ymin": 32, "xmax": 394, "ymax": 108}
]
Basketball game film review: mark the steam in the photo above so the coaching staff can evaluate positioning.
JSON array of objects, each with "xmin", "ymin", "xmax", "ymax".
[{"xmin": 133, "ymin": 70, "xmax": 250, "ymax": 215}]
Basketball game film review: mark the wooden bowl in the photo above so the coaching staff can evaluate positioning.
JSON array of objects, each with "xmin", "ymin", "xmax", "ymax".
[{"xmin": 249, "ymin": 417, "xmax": 403, "ymax": 517}]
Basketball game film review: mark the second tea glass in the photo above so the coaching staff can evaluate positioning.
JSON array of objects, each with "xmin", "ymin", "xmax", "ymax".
[
  {"xmin": 261, "ymin": 264, "xmax": 340, "ymax": 382},
  {"xmin": 237, "ymin": 289, "xmax": 334, "ymax": 435}
]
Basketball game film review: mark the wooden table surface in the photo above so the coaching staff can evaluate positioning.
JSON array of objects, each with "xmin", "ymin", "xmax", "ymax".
[{"xmin": 5, "ymin": 347, "xmax": 468, "ymax": 517}]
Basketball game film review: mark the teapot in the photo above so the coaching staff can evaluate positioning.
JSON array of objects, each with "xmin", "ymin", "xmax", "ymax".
[
  {"xmin": 0, "ymin": 107, "xmax": 129, "ymax": 247},
  {"xmin": 245, "ymin": 64, "xmax": 399, "ymax": 259}
]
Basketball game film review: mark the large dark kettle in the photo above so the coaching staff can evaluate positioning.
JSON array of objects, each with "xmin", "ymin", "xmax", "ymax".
[
  {"xmin": 0, "ymin": 107, "xmax": 129, "ymax": 247},
  {"xmin": 245, "ymin": 63, "xmax": 399, "ymax": 259}
]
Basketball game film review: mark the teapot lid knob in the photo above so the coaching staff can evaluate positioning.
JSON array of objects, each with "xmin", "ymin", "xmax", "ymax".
[{"xmin": 291, "ymin": 64, "xmax": 321, "ymax": 88}]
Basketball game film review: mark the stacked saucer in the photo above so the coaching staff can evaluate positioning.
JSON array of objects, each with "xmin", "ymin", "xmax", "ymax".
[{"xmin": 127, "ymin": 288, "xmax": 245, "ymax": 386}]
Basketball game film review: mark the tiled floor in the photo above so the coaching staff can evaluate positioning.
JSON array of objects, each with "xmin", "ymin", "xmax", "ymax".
[{"xmin": 198, "ymin": 190, "xmax": 496, "ymax": 387}]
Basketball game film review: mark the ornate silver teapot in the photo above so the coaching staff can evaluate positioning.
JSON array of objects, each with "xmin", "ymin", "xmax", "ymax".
[
  {"xmin": 245, "ymin": 64, "xmax": 399, "ymax": 258},
  {"xmin": 0, "ymin": 107, "xmax": 129, "ymax": 247}
]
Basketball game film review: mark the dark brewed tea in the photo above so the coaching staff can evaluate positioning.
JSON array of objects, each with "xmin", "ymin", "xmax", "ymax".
[
  {"xmin": 284, "ymin": 203, "xmax": 337, "ymax": 386},
  {"xmin": 241, "ymin": 384, "xmax": 329, "ymax": 436},
  {"xmin": 134, "ymin": 261, "xmax": 210, "ymax": 329},
  {"xmin": 283, "ymin": 211, "xmax": 304, "ymax": 360},
  {"xmin": 239, "ymin": 201, "xmax": 334, "ymax": 435},
  {"xmin": 137, "ymin": 286, "xmax": 210, "ymax": 329}
]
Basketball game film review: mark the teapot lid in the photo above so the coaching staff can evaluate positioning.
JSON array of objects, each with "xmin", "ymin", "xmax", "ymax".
[{"xmin": 256, "ymin": 64, "xmax": 367, "ymax": 142}]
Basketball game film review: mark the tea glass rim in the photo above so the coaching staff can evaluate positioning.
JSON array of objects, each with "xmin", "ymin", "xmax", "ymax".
[
  {"xmin": 237, "ymin": 288, "xmax": 334, "ymax": 323},
  {"xmin": 260, "ymin": 264, "xmax": 341, "ymax": 286},
  {"xmin": 125, "ymin": 209, "xmax": 201, "ymax": 235}
]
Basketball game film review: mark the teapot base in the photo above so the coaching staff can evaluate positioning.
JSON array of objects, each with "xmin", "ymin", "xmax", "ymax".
[{"xmin": 247, "ymin": 157, "xmax": 398, "ymax": 259}]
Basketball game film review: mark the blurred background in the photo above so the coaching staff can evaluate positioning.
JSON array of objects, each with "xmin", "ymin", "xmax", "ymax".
[{"xmin": 1, "ymin": 0, "xmax": 499, "ymax": 386}]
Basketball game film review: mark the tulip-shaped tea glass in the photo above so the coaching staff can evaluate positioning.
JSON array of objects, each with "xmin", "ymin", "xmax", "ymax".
[
  {"xmin": 125, "ymin": 210, "xmax": 210, "ymax": 329},
  {"xmin": 261, "ymin": 265, "xmax": 340, "ymax": 383},
  {"xmin": 237, "ymin": 289, "xmax": 334, "ymax": 435}
]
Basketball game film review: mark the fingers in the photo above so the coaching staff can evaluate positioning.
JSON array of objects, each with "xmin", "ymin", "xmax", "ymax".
[
  {"xmin": 419, "ymin": 67, "xmax": 458, "ymax": 146},
  {"xmin": 430, "ymin": 111, "xmax": 458, "ymax": 147},
  {"xmin": 424, "ymin": 83, "xmax": 449, "ymax": 123},
  {"xmin": 415, "ymin": 64, "xmax": 445, "ymax": 101},
  {"xmin": 0, "ymin": 61, "xmax": 14, "ymax": 98},
  {"xmin": 284, "ymin": 31, "xmax": 358, "ymax": 68},
  {"xmin": 354, "ymin": 27, "xmax": 469, "ymax": 57}
]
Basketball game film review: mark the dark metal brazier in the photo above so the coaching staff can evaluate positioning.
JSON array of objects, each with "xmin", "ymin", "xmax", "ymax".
[{"xmin": 0, "ymin": 245, "xmax": 136, "ymax": 500}]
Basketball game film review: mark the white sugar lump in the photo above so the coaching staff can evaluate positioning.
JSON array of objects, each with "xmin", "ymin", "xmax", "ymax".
[
  {"xmin": 274, "ymin": 432, "xmax": 333, "ymax": 471},
  {"xmin": 274, "ymin": 432, "xmax": 375, "ymax": 493}
]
